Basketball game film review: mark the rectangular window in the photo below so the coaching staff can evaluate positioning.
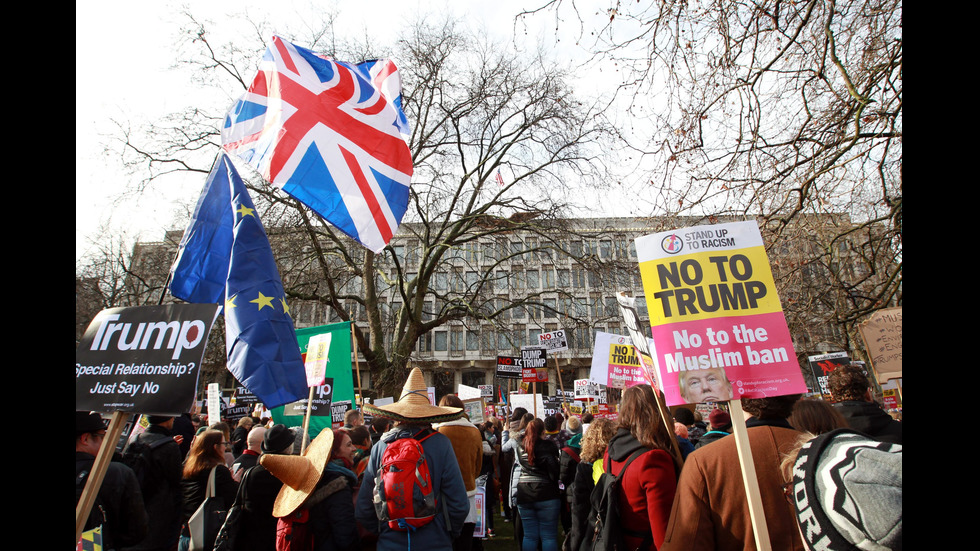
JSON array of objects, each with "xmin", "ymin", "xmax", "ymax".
[
  {"xmin": 543, "ymin": 298, "xmax": 557, "ymax": 318},
  {"xmin": 466, "ymin": 330, "xmax": 480, "ymax": 351},
  {"xmin": 542, "ymin": 267, "xmax": 555, "ymax": 289},
  {"xmin": 434, "ymin": 331, "xmax": 448, "ymax": 351},
  {"xmin": 556, "ymin": 269, "xmax": 570, "ymax": 288},
  {"xmin": 527, "ymin": 269, "xmax": 539, "ymax": 290}
]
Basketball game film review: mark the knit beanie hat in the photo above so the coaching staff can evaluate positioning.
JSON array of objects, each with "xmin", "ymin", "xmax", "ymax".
[
  {"xmin": 790, "ymin": 429, "xmax": 902, "ymax": 550},
  {"xmin": 708, "ymin": 409, "xmax": 732, "ymax": 430}
]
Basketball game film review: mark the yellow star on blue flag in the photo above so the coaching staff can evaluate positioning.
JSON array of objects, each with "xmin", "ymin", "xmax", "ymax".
[{"xmin": 168, "ymin": 153, "xmax": 308, "ymax": 409}]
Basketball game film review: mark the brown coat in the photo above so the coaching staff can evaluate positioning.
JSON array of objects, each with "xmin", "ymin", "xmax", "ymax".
[
  {"xmin": 661, "ymin": 424, "xmax": 806, "ymax": 551},
  {"xmin": 436, "ymin": 419, "xmax": 484, "ymax": 492}
]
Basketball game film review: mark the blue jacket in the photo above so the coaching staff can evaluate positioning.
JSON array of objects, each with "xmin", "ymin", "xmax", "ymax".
[{"xmin": 355, "ymin": 426, "xmax": 469, "ymax": 551}]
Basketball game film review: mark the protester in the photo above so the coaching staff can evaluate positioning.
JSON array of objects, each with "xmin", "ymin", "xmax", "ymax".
[
  {"xmin": 568, "ymin": 417, "xmax": 616, "ymax": 551},
  {"xmin": 694, "ymin": 409, "xmax": 732, "ymax": 450},
  {"xmin": 370, "ymin": 416, "xmax": 393, "ymax": 447},
  {"xmin": 346, "ymin": 424, "xmax": 372, "ymax": 481},
  {"xmin": 209, "ymin": 422, "xmax": 236, "ymax": 467},
  {"xmin": 601, "ymin": 384, "xmax": 681, "ymax": 551},
  {"xmin": 435, "ymin": 394, "xmax": 485, "ymax": 551},
  {"xmin": 263, "ymin": 428, "xmax": 360, "ymax": 551},
  {"xmin": 662, "ymin": 395, "xmax": 806, "ymax": 551},
  {"xmin": 673, "ymin": 422, "xmax": 696, "ymax": 459},
  {"xmin": 515, "ymin": 418, "xmax": 561, "ymax": 551},
  {"xmin": 230, "ymin": 425, "xmax": 265, "ymax": 482},
  {"xmin": 228, "ymin": 424, "xmax": 293, "ymax": 551},
  {"xmin": 499, "ymin": 407, "xmax": 528, "ymax": 523},
  {"xmin": 543, "ymin": 415, "xmax": 567, "ymax": 450},
  {"xmin": 789, "ymin": 397, "xmax": 849, "ymax": 435},
  {"xmin": 478, "ymin": 420, "xmax": 500, "ymax": 539},
  {"xmin": 121, "ymin": 416, "xmax": 183, "ymax": 551},
  {"xmin": 344, "ymin": 408, "xmax": 364, "ymax": 430},
  {"xmin": 502, "ymin": 412, "xmax": 535, "ymax": 542},
  {"xmin": 828, "ymin": 364, "xmax": 903, "ymax": 444},
  {"xmin": 784, "ymin": 429, "xmax": 902, "ymax": 550},
  {"xmin": 557, "ymin": 427, "xmax": 582, "ymax": 549},
  {"xmin": 673, "ymin": 407, "xmax": 704, "ymax": 446},
  {"xmin": 357, "ymin": 368, "xmax": 469, "ymax": 551},
  {"xmin": 230, "ymin": 417, "xmax": 254, "ymax": 458},
  {"xmin": 172, "ymin": 413, "xmax": 196, "ymax": 460},
  {"xmin": 76, "ymin": 412, "xmax": 149, "ymax": 550},
  {"xmin": 177, "ymin": 430, "xmax": 238, "ymax": 551}
]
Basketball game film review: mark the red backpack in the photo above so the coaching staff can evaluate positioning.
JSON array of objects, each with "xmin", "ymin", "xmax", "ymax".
[{"xmin": 373, "ymin": 429, "xmax": 438, "ymax": 531}]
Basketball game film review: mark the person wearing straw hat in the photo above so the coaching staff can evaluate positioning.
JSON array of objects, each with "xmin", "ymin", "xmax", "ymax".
[
  {"xmin": 356, "ymin": 367, "xmax": 470, "ymax": 551},
  {"xmin": 261, "ymin": 426, "xmax": 360, "ymax": 551}
]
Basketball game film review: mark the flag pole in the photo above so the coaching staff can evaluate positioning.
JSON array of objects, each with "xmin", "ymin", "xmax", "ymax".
[
  {"xmin": 301, "ymin": 386, "xmax": 314, "ymax": 454},
  {"xmin": 349, "ymin": 319, "xmax": 363, "ymax": 407}
]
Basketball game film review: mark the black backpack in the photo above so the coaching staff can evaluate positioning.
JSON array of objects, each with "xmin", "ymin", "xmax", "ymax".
[
  {"xmin": 583, "ymin": 449, "xmax": 652, "ymax": 551},
  {"xmin": 121, "ymin": 434, "xmax": 173, "ymax": 495}
]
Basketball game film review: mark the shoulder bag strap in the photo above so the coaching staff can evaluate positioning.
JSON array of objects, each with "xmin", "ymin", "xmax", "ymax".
[{"xmin": 206, "ymin": 466, "xmax": 217, "ymax": 498}]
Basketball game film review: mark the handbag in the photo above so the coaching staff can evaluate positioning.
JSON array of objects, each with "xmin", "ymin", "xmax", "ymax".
[
  {"xmin": 213, "ymin": 466, "xmax": 251, "ymax": 551},
  {"xmin": 188, "ymin": 466, "xmax": 228, "ymax": 551}
]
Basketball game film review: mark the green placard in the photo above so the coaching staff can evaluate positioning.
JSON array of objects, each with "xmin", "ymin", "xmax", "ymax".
[{"xmin": 271, "ymin": 322, "xmax": 354, "ymax": 438}]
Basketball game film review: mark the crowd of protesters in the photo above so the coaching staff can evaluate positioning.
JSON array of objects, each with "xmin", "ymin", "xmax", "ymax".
[{"xmin": 77, "ymin": 363, "xmax": 901, "ymax": 551}]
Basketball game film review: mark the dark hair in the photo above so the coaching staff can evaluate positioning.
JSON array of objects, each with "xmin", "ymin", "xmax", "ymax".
[
  {"xmin": 789, "ymin": 398, "xmax": 849, "ymax": 435},
  {"xmin": 348, "ymin": 425, "xmax": 371, "ymax": 446},
  {"xmin": 523, "ymin": 418, "xmax": 544, "ymax": 464},
  {"xmin": 740, "ymin": 395, "xmax": 801, "ymax": 419},
  {"xmin": 519, "ymin": 413, "xmax": 535, "ymax": 431},
  {"xmin": 511, "ymin": 407, "xmax": 528, "ymax": 422},
  {"xmin": 372, "ymin": 417, "xmax": 392, "ymax": 433},
  {"xmin": 673, "ymin": 407, "xmax": 695, "ymax": 426},
  {"xmin": 582, "ymin": 413, "xmax": 594, "ymax": 423},
  {"xmin": 619, "ymin": 385, "xmax": 682, "ymax": 469},
  {"xmin": 544, "ymin": 415, "xmax": 559, "ymax": 432},
  {"xmin": 828, "ymin": 364, "xmax": 871, "ymax": 402},
  {"xmin": 183, "ymin": 430, "xmax": 225, "ymax": 478}
]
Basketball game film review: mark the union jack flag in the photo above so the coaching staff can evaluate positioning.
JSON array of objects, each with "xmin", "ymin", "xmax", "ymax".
[{"xmin": 222, "ymin": 36, "xmax": 413, "ymax": 253}]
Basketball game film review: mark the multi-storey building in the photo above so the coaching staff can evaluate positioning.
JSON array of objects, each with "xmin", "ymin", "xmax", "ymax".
[{"xmin": 111, "ymin": 215, "xmax": 899, "ymax": 402}]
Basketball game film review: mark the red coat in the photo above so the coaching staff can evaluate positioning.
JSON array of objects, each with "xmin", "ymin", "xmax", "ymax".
[{"xmin": 602, "ymin": 429, "xmax": 678, "ymax": 550}]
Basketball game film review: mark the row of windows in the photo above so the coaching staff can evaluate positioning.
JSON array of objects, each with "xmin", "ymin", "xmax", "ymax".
[
  {"xmin": 389, "ymin": 236, "xmax": 639, "ymax": 267},
  {"xmin": 291, "ymin": 295, "xmax": 650, "ymax": 328},
  {"xmin": 426, "ymin": 265, "xmax": 642, "ymax": 293},
  {"xmin": 415, "ymin": 323, "xmax": 640, "ymax": 355}
]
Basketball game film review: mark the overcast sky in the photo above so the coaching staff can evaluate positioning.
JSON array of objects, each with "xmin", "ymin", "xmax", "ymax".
[{"xmin": 75, "ymin": 1, "xmax": 613, "ymax": 262}]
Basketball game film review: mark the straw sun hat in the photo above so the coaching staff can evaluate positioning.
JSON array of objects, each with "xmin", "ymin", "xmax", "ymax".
[
  {"xmin": 260, "ymin": 427, "xmax": 335, "ymax": 517},
  {"xmin": 362, "ymin": 367, "xmax": 464, "ymax": 424}
]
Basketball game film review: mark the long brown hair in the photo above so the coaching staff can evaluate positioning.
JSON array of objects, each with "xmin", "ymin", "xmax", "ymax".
[
  {"xmin": 619, "ymin": 384, "xmax": 683, "ymax": 469},
  {"xmin": 183, "ymin": 430, "xmax": 226, "ymax": 479},
  {"xmin": 522, "ymin": 418, "xmax": 544, "ymax": 464},
  {"xmin": 789, "ymin": 398, "xmax": 848, "ymax": 435}
]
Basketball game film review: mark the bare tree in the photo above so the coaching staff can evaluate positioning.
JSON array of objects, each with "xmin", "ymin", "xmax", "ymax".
[
  {"xmin": 522, "ymin": 0, "xmax": 902, "ymax": 357},
  {"xmin": 106, "ymin": 12, "xmax": 620, "ymax": 396}
]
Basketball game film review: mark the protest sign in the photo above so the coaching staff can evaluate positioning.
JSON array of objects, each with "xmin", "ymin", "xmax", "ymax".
[
  {"xmin": 574, "ymin": 379, "xmax": 601, "ymax": 399},
  {"xmin": 304, "ymin": 332, "xmax": 332, "ymax": 387},
  {"xmin": 521, "ymin": 347, "xmax": 548, "ymax": 382},
  {"xmin": 232, "ymin": 386, "xmax": 258, "ymax": 406},
  {"xmin": 537, "ymin": 329, "xmax": 569, "ymax": 352},
  {"xmin": 331, "ymin": 400, "xmax": 352, "ymax": 428},
  {"xmin": 76, "ymin": 304, "xmax": 220, "ymax": 415},
  {"xmin": 635, "ymin": 220, "xmax": 808, "ymax": 406},
  {"xmin": 857, "ymin": 306, "xmax": 902, "ymax": 383},
  {"xmin": 284, "ymin": 379, "xmax": 334, "ymax": 416},
  {"xmin": 272, "ymin": 322, "xmax": 353, "ymax": 437},
  {"xmin": 458, "ymin": 384, "xmax": 482, "ymax": 400},
  {"xmin": 617, "ymin": 293, "xmax": 659, "ymax": 388},
  {"xmin": 589, "ymin": 332, "xmax": 649, "ymax": 388},
  {"xmin": 462, "ymin": 398, "xmax": 486, "ymax": 425},
  {"xmin": 479, "ymin": 385, "xmax": 494, "ymax": 399},
  {"xmin": 496, "ymin": 355, "xmax": 522, "ymax": 379},
  {"xmin": 207, "ymin": 383, "xmax": 222, "ymax": 423},
  {"xmin": 509, "ymin": 392, "xmax": 545, "ymax": 419},
  {"xmin": 807, "ymin": 352, "xmax": 850, "ymax": 397}
]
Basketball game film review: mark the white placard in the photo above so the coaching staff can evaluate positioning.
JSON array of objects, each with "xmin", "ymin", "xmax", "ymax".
[{"xmin": 304, "ymin": 333, "xmax": 332, "ymax": 387}]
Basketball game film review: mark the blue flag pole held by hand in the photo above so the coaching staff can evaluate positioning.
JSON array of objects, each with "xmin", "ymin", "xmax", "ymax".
[{"xmin": 169, "ymin": 153, "xmax": 308, "ymax": 409}]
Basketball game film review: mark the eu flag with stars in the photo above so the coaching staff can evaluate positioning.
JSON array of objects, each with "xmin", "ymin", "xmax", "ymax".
[{"xmin": 169, "ymin": 153, "xmax": 308, "ymax": 409}]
